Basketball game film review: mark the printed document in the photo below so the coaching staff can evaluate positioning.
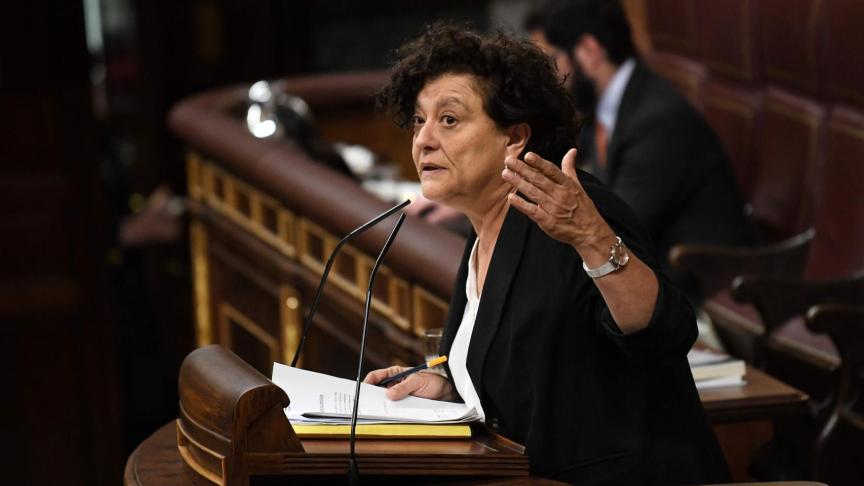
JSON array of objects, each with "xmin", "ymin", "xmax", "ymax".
[{"xmin": 272, "ymin": 363, "xmax": 481, "ymax": 424}]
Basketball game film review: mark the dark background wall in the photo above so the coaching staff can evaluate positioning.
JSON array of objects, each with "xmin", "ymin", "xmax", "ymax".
[{"xmin": 0, "ymin": 1, "xmax": 491, "ymax": 484}]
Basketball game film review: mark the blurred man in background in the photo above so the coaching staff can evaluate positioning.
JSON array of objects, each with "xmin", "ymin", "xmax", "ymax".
[{"xmin": 539, "ymin": 0, "xmax": 755, "ymax": 302}]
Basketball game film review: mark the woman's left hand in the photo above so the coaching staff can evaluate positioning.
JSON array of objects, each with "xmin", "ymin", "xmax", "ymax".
[
  {"xmin": 502, "ymin": 148, "xmax": 659, "ymax": 333},
  {"xmin": 502, "ymin": 149, "xmax": 614, "ymax": 258}
]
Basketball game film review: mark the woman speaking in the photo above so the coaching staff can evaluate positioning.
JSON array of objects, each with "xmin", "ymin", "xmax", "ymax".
[{"xmin": 364, "ymin": 24, "xmax": 730, "ymax": 485}]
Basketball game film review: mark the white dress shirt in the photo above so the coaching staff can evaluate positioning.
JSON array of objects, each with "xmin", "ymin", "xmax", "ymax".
[
  {"xmin": 447, "ymin": 239, "xmax": 486, "ymax": 420},
  {"xmin": 595, "ymin": 57, "xmax": 637, "ymax": 138}
]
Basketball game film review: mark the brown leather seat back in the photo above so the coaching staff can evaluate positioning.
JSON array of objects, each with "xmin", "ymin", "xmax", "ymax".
[
  {"xmin": 645, "ymin": 0, "xmax": 699, "ymax": 56},
  {"xmin": 758, "ymin": 0, "xmax": 824, "ymax": 95},
  {"xmin": 806, "ymin": 108, "xmax": 864, "ymax": 278},
  {"xmin": 824, "ymin": 0, "xmax": 864, "ymax": 107},
  {"xmin": 694, "ymin": 0, "xmax": 760, "ymax": 85},
  {"xmin": 749, "ymin": 89, "xmax": 823, "ymax": 242},
  {"xmin": 645, "ymin": 0, "xmax": 864, "ymax": 265},
  {"xmin": 646, "ymin": 51, "xmax": 706, "ymax": 108},
  {"xmin": 701, "ymin": 81, "xmax": 763, "ymax": 201}
]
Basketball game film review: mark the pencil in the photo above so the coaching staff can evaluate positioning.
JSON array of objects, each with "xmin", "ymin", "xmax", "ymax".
[{"xmin": 378, "ymin": 356, "xmax": 448, "ymax": 387}]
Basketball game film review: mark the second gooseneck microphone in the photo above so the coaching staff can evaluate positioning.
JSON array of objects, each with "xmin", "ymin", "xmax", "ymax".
[{"xmin": 347, "ymin": 212, "xmax": 407, "ymax": 485}]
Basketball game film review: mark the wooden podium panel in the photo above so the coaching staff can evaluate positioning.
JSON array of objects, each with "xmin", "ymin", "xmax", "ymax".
[
  {"xmin": 126, "ymin": 424, "xmax": 559, "ymax": 486},
  {"xmin": 125, "ymin": 347, "xmax": 808, "ymax": 485},
  {"xmin": 172, "ymin": 345, "xmax": 528, "ymax": 485}
]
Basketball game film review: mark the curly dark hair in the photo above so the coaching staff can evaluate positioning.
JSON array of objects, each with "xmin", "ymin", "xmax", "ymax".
[{"xmin": 376, "ymin": 23, "xmax": 579, "ymax": 164}]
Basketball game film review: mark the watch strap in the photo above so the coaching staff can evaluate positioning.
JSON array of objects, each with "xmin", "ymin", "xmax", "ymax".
[{"xmin": 582, "ymin": 236, "xmax": 627, "ymax": 279}]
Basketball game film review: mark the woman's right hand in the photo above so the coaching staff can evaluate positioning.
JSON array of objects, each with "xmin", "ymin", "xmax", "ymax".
[{"xmin": 363, "ymin": 366, "xmax": 456, "ymax": 401}]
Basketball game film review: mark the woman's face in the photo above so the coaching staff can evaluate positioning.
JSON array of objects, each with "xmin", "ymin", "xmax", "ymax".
[{"xmin": 411, "ymin": 73, "xmax": 515, "ymax": 211}]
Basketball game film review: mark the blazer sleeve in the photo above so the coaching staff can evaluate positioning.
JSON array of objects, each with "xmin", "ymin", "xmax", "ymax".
[
  {"xmin": 581, "ymin": 175, "xmax": 698, "ymax": 364},
  {"xmin": 598, "ymin": 273, "xmax": 698, "ymax": 365}
]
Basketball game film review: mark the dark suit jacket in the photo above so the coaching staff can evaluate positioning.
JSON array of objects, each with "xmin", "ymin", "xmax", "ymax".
[
  {"xmin": 588, "ymin": 62, "xmax": 754, "ymax": 300},
  {"xmin": 440, "ymin": 173, "xmax": 730, "ymax": 485}
]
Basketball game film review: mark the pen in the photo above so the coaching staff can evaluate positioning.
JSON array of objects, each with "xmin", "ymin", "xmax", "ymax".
[{"xmin": 378, "ymin": 355, "xmax": 448, "ymax": 387}]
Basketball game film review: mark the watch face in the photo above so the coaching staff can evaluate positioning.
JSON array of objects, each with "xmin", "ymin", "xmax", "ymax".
[{"xmin": 611, "ymin": 243, "xmax": 630, "ymax": 267}]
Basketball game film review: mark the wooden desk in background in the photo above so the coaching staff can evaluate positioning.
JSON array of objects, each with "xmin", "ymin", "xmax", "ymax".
[
  {"xmin": 125, "ymin": 365, "xmax": 807, "ymax": 486},
  {"xmin": 701, "ymin": 366, "xmax": 809, "ymax": 482}
]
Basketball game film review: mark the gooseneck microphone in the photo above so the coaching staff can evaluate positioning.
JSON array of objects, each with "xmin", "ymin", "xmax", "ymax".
[
  {"xmin": 290, "ymin": 199, "xmax": 412, "ymax": 367},
  {"xmin": 347, "ymin": 212, "xmax": 407, "ymax": 485}
]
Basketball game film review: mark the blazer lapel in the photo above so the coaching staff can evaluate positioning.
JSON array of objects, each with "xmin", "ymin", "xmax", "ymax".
[
  {"xmin": 465, "ymin": 208, "xmax": 530, "ymax": 398},
  {"xmin": 604, "ymin": 62, "xmax": 648, "ymax": 180}
]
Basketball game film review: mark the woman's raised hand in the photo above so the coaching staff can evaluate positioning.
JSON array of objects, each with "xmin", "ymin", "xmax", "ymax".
[
  {"xmin": 502, "ymin": 149, "xmax": 615, "ymax": 255},
  {"xmin": 503, "ymin": 148, "xmax": 660, "ymax": 332},
  {"xmin": 363, "ymin": 366, "xmax": 456, "ymax": 401}
]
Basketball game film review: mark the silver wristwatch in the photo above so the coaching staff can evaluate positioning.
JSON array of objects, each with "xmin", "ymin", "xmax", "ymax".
[{"xmin": 582, "ymin": 236, "xmax": 630, "ymax": 279}]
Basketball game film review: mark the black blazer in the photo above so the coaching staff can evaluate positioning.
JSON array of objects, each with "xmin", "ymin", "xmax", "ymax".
[
  {"xmin": 440, "ymin": 173, "xmax": 730, "ymax": 485},
  {"xmin": 588, "ymin": 62, "xmax": 754, "ymax": 300}
]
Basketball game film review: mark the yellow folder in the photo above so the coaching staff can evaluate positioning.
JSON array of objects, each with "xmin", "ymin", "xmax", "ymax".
[{"xmin": 292, "ymin": 423, "xmax": 472, "ymax": 439}]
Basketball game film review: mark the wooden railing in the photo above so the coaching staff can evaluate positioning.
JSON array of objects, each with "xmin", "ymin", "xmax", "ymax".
[{"xmin": 170, "ymin": 72, "xmax": 465, "ymax": 377}]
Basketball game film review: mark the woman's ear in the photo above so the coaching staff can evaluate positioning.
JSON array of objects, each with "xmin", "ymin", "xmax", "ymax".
[{"xmin": 505, "ymin": 123, "xmax": 531, "ymax": 158}]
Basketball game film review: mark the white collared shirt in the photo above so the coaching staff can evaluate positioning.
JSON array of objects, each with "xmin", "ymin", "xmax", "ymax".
[
  {"xmin": 447, "ymin": 239, "xmax": 486, "ymax": 420},
  {"xmin": 596, "ymin": 57, "xmax": 637, "ymax": 138}
]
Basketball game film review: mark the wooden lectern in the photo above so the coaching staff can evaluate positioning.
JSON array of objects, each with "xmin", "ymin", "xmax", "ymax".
[{"xmin": 176, "ymin": 345, "xmax": 529, "ymax": 485}]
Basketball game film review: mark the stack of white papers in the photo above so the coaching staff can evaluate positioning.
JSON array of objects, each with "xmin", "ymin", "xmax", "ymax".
[
  {"xmin": 272, "ymin": 363, "xmax": 481, "ymax": 425},
  {"xmin": 687, "ymin": 348, "xmax": 747, "ymax": 389}
]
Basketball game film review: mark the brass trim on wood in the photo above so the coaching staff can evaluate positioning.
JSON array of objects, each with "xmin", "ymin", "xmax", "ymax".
[
  {"xmin": 218, "ymin": 303, "xmax": 280, "ymax": 362},
  {"xmin": 297, "ymin": 218, "xmax": 328, "ymax": 274},
  {"xmin": 202, "ymin": 161, "xmax": 299, "ymax": 258},
  {"xmin": 328, "ymin": 243, "xmax": 365, "ymax": 300},
  {"xmin": 280, "ymin": 285, "xmax": 302, "ymax": 366},
  {"xmin": 187, "ymin": 152, "xmax": 204, "ymax": 202},
  {"xmin": 190, "ymin": 221, "xmax": 213, "ymax": 346},
  {"xmin": 829, "ymin": 117, "xmax": 864, "ymax": 141},
  {"xmin": 190, "ymin": 152, "xmax": 454, "ymax": 358},
  {"xmin": 412, "ymin": 287, "xmax": 450, "ymax": 337},
  {"xmin": 277, "ymin": 209, "xmax": 297, "ymax": 255}
]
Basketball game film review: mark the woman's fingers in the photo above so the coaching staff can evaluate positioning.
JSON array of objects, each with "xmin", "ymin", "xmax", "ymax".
[
  {"xmin": 561, "ymin": 148, "xmax": 579, "ymax": 180},
  {"xmin": 560, "ymin": 149, "xmax": 587, "ymax": 199},
  {"xmin": 363, "ymin": 366, "xmax": 408, "ymax": 385},
  {"xmin": 503, "ymin": 155, "xmax": 560, "ymax": 196},
  {"xmin": 508, "ymin": 191, "xmax": 539, "ymax": 217},
  {"xmin": 503, "ymin": 150, "xmax": 582, "ymax": 221},
  {"xmin": 502, "ymin": 166, "xmax": 553, "ymax": 208},
  {"xmin": 522, "ymin": 152, "xmax": 569, "ymax": 185},
  {"xmin": 505, "ymin": 148, "xmax": 607, "ymax": 248},
  {"xmin": 385, "ymin": 373, "xmax": 422, "ymax": 400},
  {"xmin": 384, "ymin": 372, "xmax": 444, "ymax": 401},
  {"xmin": 365, "ymin": 367, "xmax": 445, "ymax": 401}
]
